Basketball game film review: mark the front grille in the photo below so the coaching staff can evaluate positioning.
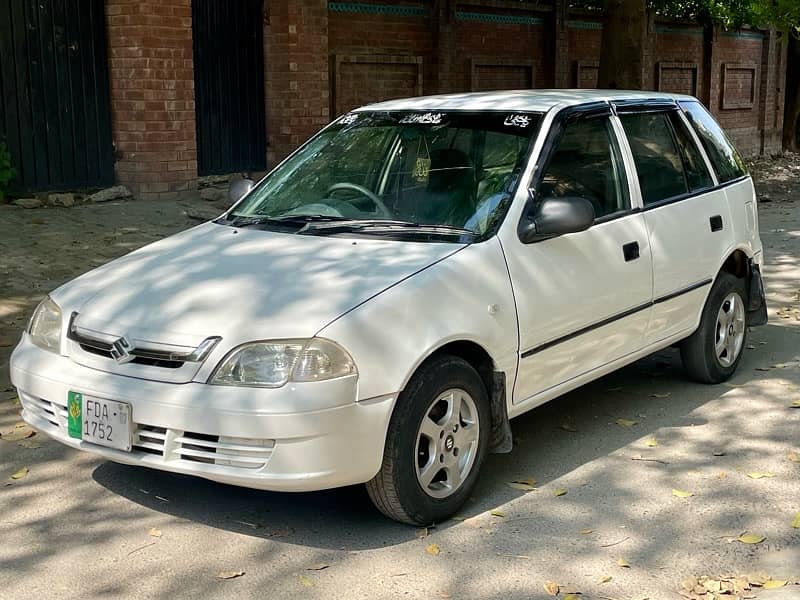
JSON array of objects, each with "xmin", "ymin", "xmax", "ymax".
[{"xmin": 78, "ymin": 343, "xmax": 185, "ymax": 369}]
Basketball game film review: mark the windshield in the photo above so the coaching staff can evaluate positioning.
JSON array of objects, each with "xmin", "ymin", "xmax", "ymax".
[{"xmin": 228, "ymin": 110, "xmax": 542, "ymax": 239}]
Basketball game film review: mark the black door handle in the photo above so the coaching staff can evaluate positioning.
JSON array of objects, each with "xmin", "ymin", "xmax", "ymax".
[
  {"xmin": 710, "ymin": 215, "xmax": 723, "ymax": 232},
  {"xmin": 622, "ymin": 241, "xmax": 640, "ymax": 262}
]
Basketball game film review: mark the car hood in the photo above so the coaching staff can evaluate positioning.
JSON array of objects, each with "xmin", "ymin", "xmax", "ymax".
[{"xmin": 53, "ymin": 222, "xmax": 465, "ymax": 349}]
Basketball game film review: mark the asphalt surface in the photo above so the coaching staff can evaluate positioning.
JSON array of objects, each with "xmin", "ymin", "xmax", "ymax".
[{"xmin": 1, "ymin": 178, "xmax": 799, "ymax": 599}]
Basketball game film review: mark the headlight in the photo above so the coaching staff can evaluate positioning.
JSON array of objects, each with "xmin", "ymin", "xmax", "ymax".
[
  {"xmin": 210, "ymin": 338, "xmax": 357, "ymax": 387},
  {"xmin": 28, "ymin": 296, "xmax": 63, "ymax": 353}
]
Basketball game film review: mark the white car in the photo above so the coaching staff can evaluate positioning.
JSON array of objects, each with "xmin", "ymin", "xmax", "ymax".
[{"xmin": 11, "ymin": 90, "xmax": 767, "ymax": 525}]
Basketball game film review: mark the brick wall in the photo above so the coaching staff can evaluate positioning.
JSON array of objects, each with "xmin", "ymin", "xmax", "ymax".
[
  {"xmin": 263, "ymin": 0, "xmax": 330, "ymax": 167},
  {"xmin": 100, "ymin": 0, "xmax": 787, "ymax": 198},
  {"xmin": 105, "ymin": 0, "xmax": 197, "ymax": 200}
]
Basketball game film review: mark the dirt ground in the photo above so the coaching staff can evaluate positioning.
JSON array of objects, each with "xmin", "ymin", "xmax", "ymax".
[{"xmin": 0, "ymin": 159, "xmax": 799, "ymax": 599}]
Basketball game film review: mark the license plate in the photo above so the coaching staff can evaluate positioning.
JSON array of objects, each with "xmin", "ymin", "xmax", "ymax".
[{"xmin": 67, "ymin": 391, "xmax": 132, "ymax": 451}]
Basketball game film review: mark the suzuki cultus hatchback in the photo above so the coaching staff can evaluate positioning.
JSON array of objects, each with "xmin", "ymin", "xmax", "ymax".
[{"xmin": 11, "ymin": 90, "xmax": 767, "ymax": 524}]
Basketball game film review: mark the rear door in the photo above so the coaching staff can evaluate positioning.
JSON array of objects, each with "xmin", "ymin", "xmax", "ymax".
[
  {"xmin": 615, "ymin": 103, "xmax": 734, "ymax": 343},
  {"xmin": 502, "ymin": 104, "xmax": 654, "ymax": 404}
]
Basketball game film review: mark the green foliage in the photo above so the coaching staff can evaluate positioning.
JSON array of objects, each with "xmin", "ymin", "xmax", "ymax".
[
  {"xmin": 0, "ymin": 140, "xmax": 16, "ymax": 201},
  {"xmin": 569, "ymin": 0, "xmax": 800, "ymax": 32}
]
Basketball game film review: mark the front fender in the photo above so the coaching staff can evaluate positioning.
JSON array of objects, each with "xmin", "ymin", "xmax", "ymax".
[{"xmin": 316, "ymin": 237, "xmax": 519, "ymax": 403}]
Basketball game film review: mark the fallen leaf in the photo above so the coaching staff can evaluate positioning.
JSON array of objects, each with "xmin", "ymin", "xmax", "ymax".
[
  {"xmin": 564, "ymin": 595, "xmax": 581, "ymax": 600},
  {"xmin": 737, "ymin": 533, "xmax": 765, "ymax": 544},
  {"xmin": 305, "ymin": 563, "xmax": 330, "ymax": 571},
  {"xmin": 511, "ymin": 477, "xmax": 536, "ymax": 486},
  {"xmin": 426, "ymin": 544, "xmax": 441, "ymax": 556},
  {"xmin": 747, "ymin": 472, "xmax": 775, "ymax": 479},
  {"xmin": 790, "ymin": 400, "xmax": 800, "ymax": 408},
  {"xmin": 646, "ymin": 438, "xmax": 659, "ymax": 447},
  {"xmin": 17, "ymin": 440, "xmax": 41, "ymax": 449},
  {"xmin": 650, "ymin": 393, "xmax": 671, "ymax": 398},
  {"xmin": 746, "ymin": 344, "xmax": 756, "ymax": 350},
  {"xmin": 788, "ymin": 451, "xmax": 800, "ymax": 463},
  {"xmin": 755, "ymin": 367, "xmax": 772, "ymax": 371},
  {"xmin": 216, "ymin": 570, "xmax": 245, "ymax": 580},
  {"xmin": 616, "ymin": 418, "xmax": 638, "ymax": 428},
  {"xmin": 672, "ymin": 489, "xmax": 694, "ymax": 498},
  {"xmin": 1, "ymin": 427, "xmax": 36, "ymax": 442},
  {"xmin": 543, "ymin": 581, "xmax": 560, "ymax": 596},
  {"xmin": 718, "ymin": 471, "xmax": 728, "ymax": 479},
  {"xmin": 712, "ymin": 450, "xmax": 726, "ymax": 456},
  {"xmin": 416, "ymin": 527, "xmax": 429, "ymax": 539},
  {"xmin": 298, "ymin": 575, "xmax": 314, "ymax": 587},
  {"xmin": 792, "ymin": 511, "xmax": 800, "ymax": 529},
  {"xmin": 148, "ymin": 527, "xmax": 162, "ymax": 538},
  {"xmin": 553, "ymin": 488, "xmax": 567, "ymax": 497},
  {"xmin": 763, "ymin": 580, "xmax": 788, "ymax": 589},
  {"xmin": 507, "ymin": 482, "xmax": 536, "ymax": 492},
  {"xmin": 579, "ymin": 528, "xmax": 594, "ymax": 535},
  {"xmin": 10, "ymin": 467, "xmax": 28, "ymax": 480},
  {"xmin": 490, "ymin": 510, "xmax": 505, "ymax": 518},
  {"xmin": 600, "ymin": 575, "xmax": 613, "ymax": 583},
  {"xmin": 617, "ymin": 557, "xmax": 630, "ymax": 568}
]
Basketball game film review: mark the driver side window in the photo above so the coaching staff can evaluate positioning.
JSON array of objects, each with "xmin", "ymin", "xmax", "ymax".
[{"xmin": 538, "ymin": 115, "xmax": 630, "ymax": 219}]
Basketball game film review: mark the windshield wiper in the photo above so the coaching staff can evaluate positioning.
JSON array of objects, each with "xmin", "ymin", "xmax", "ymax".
[
  {"xmin": 223, "ymin": 214, "xmax": 350, "ymax": 228},
  {"xmin": 299, "ymin": 219, "xmax": 476, "ymax": 238}
]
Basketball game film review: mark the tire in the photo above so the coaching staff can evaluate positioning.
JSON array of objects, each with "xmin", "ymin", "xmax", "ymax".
[
  {"xmin": 366, "ymin": 355, "xmax": 491, "ymax": 525},
  {"xmin": 680, "ymin": 272, "xmax": 748, "ymax": 384}
]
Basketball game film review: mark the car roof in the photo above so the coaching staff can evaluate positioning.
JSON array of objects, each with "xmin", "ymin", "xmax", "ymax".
[{"xmin": 354, "ymin": 89, "xmax": 698, "ymax": 113}]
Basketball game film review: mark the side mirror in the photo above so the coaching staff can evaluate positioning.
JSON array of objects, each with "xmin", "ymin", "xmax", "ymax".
[
  {"xmin": 228, "ymin": 178, "xmax": 255, "ymax": 205},
  {"xmin": 519, "ymin": 196, "xmax": 595, "ymax": 243}
]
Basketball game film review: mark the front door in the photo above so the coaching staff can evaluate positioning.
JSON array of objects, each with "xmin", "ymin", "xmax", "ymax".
[{"xmin": 501, "ymin": 107, "xmax": 654, "ymax": 404}]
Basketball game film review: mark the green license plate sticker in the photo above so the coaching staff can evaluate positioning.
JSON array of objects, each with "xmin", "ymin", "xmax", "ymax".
[{"xmin": 67, "ymin": 391, "xmax": 82, "ymax": 439}]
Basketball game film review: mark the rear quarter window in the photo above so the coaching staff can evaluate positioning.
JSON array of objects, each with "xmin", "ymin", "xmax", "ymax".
[{"xmin": 679, "ymin": 101, "xmax": 748, "ymax": 183}]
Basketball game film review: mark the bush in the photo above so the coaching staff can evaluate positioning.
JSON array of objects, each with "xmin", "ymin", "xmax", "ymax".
[{"xmin": 0, "ymin": 140, "xmax": 16, "ymax": 201}]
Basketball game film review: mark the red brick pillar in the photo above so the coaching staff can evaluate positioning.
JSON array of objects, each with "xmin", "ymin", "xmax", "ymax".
[
  {"xmin": 105, "ymin": 0, "xmax": 197, "ymax": 200},
  {"xmin": 553, "ymin": 0, "xmax": 570, "ymax": 88},
  {"xmin": 264, "ymin": 0, "xmax": 330, "ymax": 166}
]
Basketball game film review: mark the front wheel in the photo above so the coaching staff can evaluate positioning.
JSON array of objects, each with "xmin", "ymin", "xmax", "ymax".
[
  {"xmin": 366, "ymin": 355, "xmax": 490, "ymax": 525},
  {"xmin": 680, "ymin": 272, "xmax": 748, "ymax": 384}
]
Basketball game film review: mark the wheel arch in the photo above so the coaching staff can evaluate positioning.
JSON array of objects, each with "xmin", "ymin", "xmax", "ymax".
[
  {"xmin": 717, "ymin": 246, "xmax": 752, "ymax": 281},
  {"xmin": 399, "ymin": 339, "xmax": 513, "ymax": 454}
]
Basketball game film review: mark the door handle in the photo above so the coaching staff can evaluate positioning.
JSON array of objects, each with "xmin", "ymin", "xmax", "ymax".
[
  {"xmin": 710, "ymin": 215, "xmax": 723, "ymax": 232},
  {"xmin": 622, "ymin": 241, "xmax": 640, "ymax": 262}
]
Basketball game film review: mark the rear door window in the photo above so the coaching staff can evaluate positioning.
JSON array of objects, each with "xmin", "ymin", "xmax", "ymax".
[
  {"xmin": 679, "ymin": 101, "xmax": 747, "ymax": 183},
  {"xmin": 667, "ymin": 112, "xmax": 714, "ymax": 192},
  {"xmin": 620, "ymin": 112, "xmax": 687, "ymax": 205}
]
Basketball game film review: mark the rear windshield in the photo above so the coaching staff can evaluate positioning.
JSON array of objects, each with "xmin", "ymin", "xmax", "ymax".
[{"xmin": 679, "ymin": 101, "xmax": 747, "ymax": 184}]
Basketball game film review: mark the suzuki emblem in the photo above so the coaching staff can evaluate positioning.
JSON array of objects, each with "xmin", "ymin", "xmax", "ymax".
[{"xmin": 109, "ymin": 336, "xmax": 135, "ymax": 364}]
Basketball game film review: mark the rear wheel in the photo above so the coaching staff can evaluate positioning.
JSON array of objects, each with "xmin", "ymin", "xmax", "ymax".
[
  {"xmin": 366, "ymin": 355, "xmax": 490, "ymax": 525},
  {"xmin": 680, "ymin": 272, "xmax": 748, "ymax": 383}
]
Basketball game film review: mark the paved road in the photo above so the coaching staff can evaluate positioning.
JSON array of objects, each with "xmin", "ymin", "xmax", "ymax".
[{"xmin": 1, "ymin": 186, "xmax": 799, "ymax": 599}]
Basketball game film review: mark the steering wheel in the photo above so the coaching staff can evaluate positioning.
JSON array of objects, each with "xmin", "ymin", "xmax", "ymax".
[{"xmin": 326, "ymin": 183, "xmax": 392, "ymax": 218}]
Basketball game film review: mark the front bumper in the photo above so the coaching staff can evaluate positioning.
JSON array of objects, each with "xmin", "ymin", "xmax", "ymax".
[{"xmin": 10, "ymin": 335, "xmax": 395, "ymax": 492}]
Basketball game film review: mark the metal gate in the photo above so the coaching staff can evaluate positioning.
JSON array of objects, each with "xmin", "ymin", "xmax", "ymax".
[
  {"xmin": 192, "ymin": 0, "xmax": 267, "ymax": 175},
  {"xmin": 0, "ymin": 0, "xmax": 114, "ymax": 192}
]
